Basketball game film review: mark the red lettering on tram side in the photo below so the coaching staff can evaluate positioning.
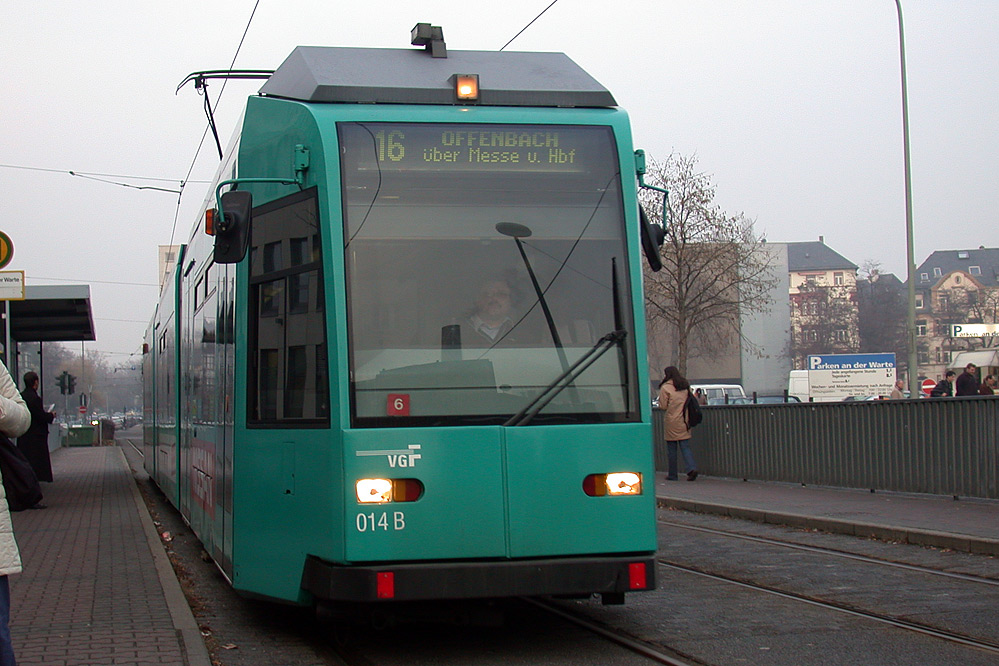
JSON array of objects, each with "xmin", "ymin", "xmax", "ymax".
[{"xmin": 190, "ymin": 438, "xmax": 216, "ymax": 519}]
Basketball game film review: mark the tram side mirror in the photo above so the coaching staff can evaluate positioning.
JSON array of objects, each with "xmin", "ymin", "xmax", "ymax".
[
  {"xmin": 639, "ymin": 204, "xmax": 665, "ymax": 272},
  {"xmin": 214, "ymin": 190, "xmax": 253, "ymax": 264}
]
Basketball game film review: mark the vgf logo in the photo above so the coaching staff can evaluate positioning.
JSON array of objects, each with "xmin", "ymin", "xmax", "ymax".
[{"xmin": 357, "ymin": 444, "xmax": 422, "ymax": 468}]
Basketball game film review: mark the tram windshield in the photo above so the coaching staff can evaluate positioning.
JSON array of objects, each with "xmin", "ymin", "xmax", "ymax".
[{"xmin": 339, "ymin": 122, "xmax": 638, "ymax": 427}]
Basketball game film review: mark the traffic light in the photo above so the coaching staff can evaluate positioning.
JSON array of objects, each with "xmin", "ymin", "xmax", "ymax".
[
  {"xmin": 56, "ymin": 372, "xmax": 67, "ymax": 395},
  {"xmin": 67, "ymin": 374, "xmax": 76, "ymax": 395}
]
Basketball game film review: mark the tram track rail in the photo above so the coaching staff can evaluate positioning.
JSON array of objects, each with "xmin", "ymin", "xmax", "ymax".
[
  {"xmin": 658, "ymin": 518, "xmax": 999, "ymax": 587},
  {"xmin": 658, "ymin": 516, "xmax": 999, "ymax": 657},
  {"xmin": 522, "ymin": 598, "xmax": 702, "ymax": 666},
  {"xmin": 660, "ymin": 560, "xmax": 999, "ymax": 657}
]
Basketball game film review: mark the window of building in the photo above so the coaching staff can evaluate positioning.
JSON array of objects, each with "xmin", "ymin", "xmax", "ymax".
[
  {"xmin": 970, "ymin": 265, "xmax": 981, "ymax": 275},
  {"xmin": 958, "ymin": 251, "xmax": 969, "ymax": 259},
  {"xmin": 933, "ymin": 267, "xmax": 942, "ymax": 277},
  {"xmin": 834, "ymin": 329, "xmax": 848, "ymax": 342},
  {"xmin": 247, "ymin": 188, "xmax": 329, "ymax": 426},
  {"xmin": 916, "ymin": 320, "xmax": 927, "ymax": 336},
  {"xmin": 920, "ymin": 272, "xmax": 929, "ymax": 282},
  {"xmin": 915, "ymin": 293, "xmax": 923, "ymax": 309},
  {"xmin": 834, "ymin": 272, "xmax": 844, "ymax": 286}
]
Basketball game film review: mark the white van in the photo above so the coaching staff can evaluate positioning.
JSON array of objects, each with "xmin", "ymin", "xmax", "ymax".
[
  {"xmin": 788, "ymin": 370, "xmax": 809, "ymax": 402},
  {"xmin": 690, "ymin": 384, "xmax": 746, "ymax": 405}
]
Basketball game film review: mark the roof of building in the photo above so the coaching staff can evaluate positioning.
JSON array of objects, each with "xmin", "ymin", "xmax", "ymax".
[
  {"xmin": 915, "ymin": 247, "xmax": 999, "ymax": 288},
  {"xmin": 259, "ymin": 46, "xmax": 616, "ymax": 107},
  {"xmin": 786, "ymin": 241, "xmax": 858, "ymax": 272}
]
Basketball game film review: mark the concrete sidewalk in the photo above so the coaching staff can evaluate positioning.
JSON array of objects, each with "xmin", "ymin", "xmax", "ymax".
[
  {"xmin": 8, "ymin": 446, "xmax": 210, "ymax": 666},
  {"xmin": 656, "ymin": 473, "xmax": 999, "ymax": 555}
]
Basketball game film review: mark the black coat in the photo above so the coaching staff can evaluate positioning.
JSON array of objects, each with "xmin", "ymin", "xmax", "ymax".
[
  {"xmin": 17, "ymin": 387, "xmax": 54, "ymax": 482},
  {"xmin": 930, "ymin": 379, "xmax": 953, "ymax": 397},
  {"xmin": 955, "ymin": 371, "xmax": 980, "ymax": 396}
]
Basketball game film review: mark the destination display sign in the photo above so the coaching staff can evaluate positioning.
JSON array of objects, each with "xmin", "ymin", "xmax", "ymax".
[{"xmin": 338, "ymin": 122, "xmax": 613, "ymax": 174}]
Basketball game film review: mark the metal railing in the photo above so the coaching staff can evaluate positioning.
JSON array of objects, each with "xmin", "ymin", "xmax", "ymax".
[{"xmin": 653, "ymin": 396, "xmax": 999, "ymax": 499}]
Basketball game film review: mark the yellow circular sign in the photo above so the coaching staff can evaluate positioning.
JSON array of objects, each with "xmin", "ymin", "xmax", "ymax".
[{"xmin": 0, "ymin": 232, "xmax": 12, "ymax": 269}]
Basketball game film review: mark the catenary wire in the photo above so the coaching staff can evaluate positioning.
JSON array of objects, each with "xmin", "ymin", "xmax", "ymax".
[
  {"xmin": 167, "ymin": 0, "xmax": 262, "ymax": 250},
  {"xmin": 500, "ymin": 0, "xmax": 559, "ymax": 51}
]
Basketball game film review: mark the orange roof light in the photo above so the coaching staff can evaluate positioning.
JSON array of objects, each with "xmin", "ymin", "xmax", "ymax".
[{"xmin": 454, "ymin": 74, "xmax": 479, "ymax": 102}]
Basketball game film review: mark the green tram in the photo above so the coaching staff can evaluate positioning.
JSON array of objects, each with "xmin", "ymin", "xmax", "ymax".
[{"xmin": 144, "ymin": 29, "xmax": 664, "ymax": 609}]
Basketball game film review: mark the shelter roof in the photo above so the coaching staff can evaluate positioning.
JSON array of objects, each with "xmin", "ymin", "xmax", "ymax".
[
  {"xmin": 9, "ymin": 285, "xmax": 95, "ymax": 343},
  {"xmin": 949, "ymin": 349, "xmax": 999, "ymax": 370}
]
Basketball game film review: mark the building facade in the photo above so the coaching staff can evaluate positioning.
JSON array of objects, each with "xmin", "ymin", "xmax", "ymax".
[
  {"xmin": 914, "ymin": 247, "xmax": 999, "ymax": 382},
  {"xmin": 787, "ymin": 238, "xmax": 860, "ymax": 370}
]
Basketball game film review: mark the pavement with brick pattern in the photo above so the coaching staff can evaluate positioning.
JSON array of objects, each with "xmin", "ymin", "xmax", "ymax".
[{"xmin": 8, "ymin": 445, "xmax": 210, "ymax": 666}]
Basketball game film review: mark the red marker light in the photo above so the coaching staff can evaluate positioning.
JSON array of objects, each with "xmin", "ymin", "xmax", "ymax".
[
  {"xmin": 628, "ymin": 562, "xmax": 647, "ymax": 590},
  {"xmin": 376, "ymin": 571, "xmax": 395, "ymax": 599}
]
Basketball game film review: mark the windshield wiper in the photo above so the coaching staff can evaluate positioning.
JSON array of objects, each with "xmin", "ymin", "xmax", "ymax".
[{"xmin": 503, "ymin": 329, "xmax": 627, "ymax": 427}]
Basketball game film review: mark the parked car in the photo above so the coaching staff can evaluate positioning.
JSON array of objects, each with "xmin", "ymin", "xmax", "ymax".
[
  {"xmin": 691, "ymin": 384, "xmax": 746, "ymax": 403},
  {"xmin": 708, "ymin": 394, "xmax": 801, "ymax": 405}
]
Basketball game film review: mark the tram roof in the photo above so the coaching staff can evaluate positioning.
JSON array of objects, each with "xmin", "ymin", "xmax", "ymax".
[
  {"xmin": 9, "ymin": 285, "xmax": 95, "ymax": 343},
  {"xmin": 259, "ymin": 46, "xmax": 617, "ymax": 108}
]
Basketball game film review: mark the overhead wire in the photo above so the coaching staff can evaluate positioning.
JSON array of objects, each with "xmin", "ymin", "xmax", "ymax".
[
  {"xmin": 28, "ymin": 276, "xmax": 159, "ymax": 288},
  {"xmin": 500, "ymin": 0, "xmax": 559, "ymax": 51},
  {"xmin": 167, "ymin": 0, "xmax": 262, "ymax": 250},
  {"xmin": 0, "ymin": 163, "xmax": 206, "ymax": 194}
]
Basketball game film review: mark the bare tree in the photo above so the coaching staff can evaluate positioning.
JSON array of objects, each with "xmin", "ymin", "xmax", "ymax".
[
  {"xmin": 641, "ymin": 154, "xmax": 778, "ymax": 376},
  {"xmin": 856, "ymin": 260, "xmax": 908, "ymax": 369},
  {"xmin": 792, "ymin": 281, "xmax": 860, "ymax": 365}
]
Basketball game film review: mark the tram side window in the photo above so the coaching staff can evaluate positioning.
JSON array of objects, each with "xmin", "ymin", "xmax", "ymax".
[{"xmin": 247, "ymin": 187, "xmax": 329, "ymax": 426}]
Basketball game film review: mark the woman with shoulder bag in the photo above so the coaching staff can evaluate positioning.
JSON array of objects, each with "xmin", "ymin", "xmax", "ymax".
[{"xmin": 658, "ymin": 366, "xmax": 699, "ymax": 481}]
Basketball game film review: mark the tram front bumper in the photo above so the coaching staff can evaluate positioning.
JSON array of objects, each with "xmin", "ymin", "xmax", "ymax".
[{"xmin": 302, "ymin": 553, "xmax": 656, "ymax": 602}]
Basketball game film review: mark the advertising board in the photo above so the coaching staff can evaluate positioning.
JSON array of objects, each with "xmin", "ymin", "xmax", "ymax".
[{"xmin": 807, "ymin": 353, "xmax": 896, "ymax": 401}]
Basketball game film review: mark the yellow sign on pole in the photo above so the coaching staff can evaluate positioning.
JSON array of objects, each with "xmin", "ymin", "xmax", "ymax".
[
  {"xmin": 0, "ymin": 232, "xmax": 12, "ymax": 270},
  {"xmin": 0, "ymin": 271, "xmax": 25, "ymax": 301}
]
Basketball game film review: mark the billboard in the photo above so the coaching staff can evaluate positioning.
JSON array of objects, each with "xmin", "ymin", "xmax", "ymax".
[{"xmin": 807, "ymin": 353, "xmax": 896, "ymax": 400}]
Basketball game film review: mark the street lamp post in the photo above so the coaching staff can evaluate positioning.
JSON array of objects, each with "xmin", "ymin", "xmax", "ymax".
[{"xmin": 895, "ymin": 0, "xmax": 919, "ymax": 396}]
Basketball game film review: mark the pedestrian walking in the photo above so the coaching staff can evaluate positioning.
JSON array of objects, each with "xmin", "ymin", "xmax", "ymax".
[
  {"xmin": 930, "ymin": 371, "xmax": 956, "ymax": 397},
  {"xmin": 0, "ymin": 360, "xmax": 30, "ymax": 666},
  {"xmin": 979, "ymin": 375, "xmax": 996, "ymax": 395},
  {"xmin": 657, "ymin": 366, "xmax": 699, "ymax": 481},
  {"xmin": 17, "ymin": 372, "xmax": 55, "ymax": 483},
  {"xmin": 955, "ymin": 363, "xmax": 980, "ymax": 396}
]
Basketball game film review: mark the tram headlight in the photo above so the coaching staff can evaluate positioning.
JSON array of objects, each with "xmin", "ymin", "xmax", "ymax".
[
  {"xmin": 583, "ymin": 472, "xmax": 643, "ymax": 496},
  {"xmin": 605, "ymin": 472, "xmax": 642, "ymax": 495},
  {"xmin": 356, "ymin": 478, "xmax": 393, "ymax": 503},
  {"xmin": 355, "ymin": 478, "xmax": 425, "ymax": 503}
]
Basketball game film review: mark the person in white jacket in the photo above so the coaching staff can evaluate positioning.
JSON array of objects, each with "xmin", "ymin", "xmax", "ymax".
[{"xmin": 0, "ymin": 359, "xmax": 29, "ymax": 666}]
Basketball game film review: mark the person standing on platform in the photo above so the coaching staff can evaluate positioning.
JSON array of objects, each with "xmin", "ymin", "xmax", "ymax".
[
  {"xmin": 0, "ymin": 359, "xmax": 30, "ymax": 666},
  {"xmin": 979, "ymin": 375, "xmax": 996, "ymax": 395},
  {"xmin": 17, "ymin": 372, "xmax": 54, "ymax": 483},
  {"xmin": 658, "ymin": 366, "xmax": 699, "ymax": 482},
  {"xmin": 955, "ymin": 363, "xmax": 980, "ymax": 396}
]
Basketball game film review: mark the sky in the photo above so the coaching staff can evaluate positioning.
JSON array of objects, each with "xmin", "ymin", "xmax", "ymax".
[{"xmin": 1, "ymin": 0, "xmax": 996, "ymax": 358}]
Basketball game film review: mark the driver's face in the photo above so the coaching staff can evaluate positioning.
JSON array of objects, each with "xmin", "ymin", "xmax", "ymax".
[{"xmin": 477, "ymin": 282, "xmax": 512, "ymax": 320}]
